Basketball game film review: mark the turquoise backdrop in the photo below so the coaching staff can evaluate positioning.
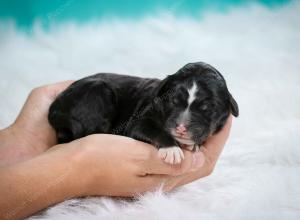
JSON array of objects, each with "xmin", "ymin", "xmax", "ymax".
[{"xmin": 0, "ymin": 0, "xmax": 292, "ymax": 29}]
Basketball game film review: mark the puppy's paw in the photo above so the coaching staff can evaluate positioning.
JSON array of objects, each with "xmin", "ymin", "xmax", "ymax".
[{"xmin": 158, "ymin": 146, "xmax": 184, "ymax": 164}]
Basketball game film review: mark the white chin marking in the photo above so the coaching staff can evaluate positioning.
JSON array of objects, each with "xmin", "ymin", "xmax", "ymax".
[{"xmin": 158, "ymin": 146, "xmax": 184, "ymax": 164}]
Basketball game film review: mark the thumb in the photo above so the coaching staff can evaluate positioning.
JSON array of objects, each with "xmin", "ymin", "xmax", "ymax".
[{"xmin": 143, "ymin": 148, "xmax": 205, "ymax": 176}]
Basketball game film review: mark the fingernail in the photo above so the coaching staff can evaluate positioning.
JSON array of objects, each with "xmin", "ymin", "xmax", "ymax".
[{"xmin": 192, "ymin": 152, "xmax": 204, "ymax": 169}]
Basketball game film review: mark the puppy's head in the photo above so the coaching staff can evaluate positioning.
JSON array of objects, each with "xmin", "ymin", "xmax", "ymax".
[{"xmin": 153, "ymin": 62, "xmax": 239, "ymax": 148}]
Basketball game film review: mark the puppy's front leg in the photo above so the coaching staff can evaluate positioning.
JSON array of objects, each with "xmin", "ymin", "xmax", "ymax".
[{"xmin": 126, "ymin": 118, "xmax": 184, "ymax": 164}]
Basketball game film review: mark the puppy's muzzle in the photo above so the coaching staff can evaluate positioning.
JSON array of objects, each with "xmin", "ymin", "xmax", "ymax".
[{"xmin": 175, "ymin": 123, "xmax": 187, "ymax": 136}]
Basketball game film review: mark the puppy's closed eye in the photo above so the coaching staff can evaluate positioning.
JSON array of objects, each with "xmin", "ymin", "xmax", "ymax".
[
  {"xmin": 191, "ymin": 99, "xmax": 210, "ymax": 111},
  {"xmin": 172, "ymin": 96, "xmax": 187, "ymax": 108},
  {"xmin": 200, "ymin": 104, "xmax": 208, "ymax": 111}
]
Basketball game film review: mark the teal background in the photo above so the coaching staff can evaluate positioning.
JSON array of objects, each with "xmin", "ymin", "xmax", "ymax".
[{"xmin": 0, "ymin": 0, "xmax": 291, "ymax": 29}]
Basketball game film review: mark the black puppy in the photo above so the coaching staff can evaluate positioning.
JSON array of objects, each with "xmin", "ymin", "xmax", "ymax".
[{"xmin": 48, "ymin": 62, "xmax": 238, "ymax": 164}]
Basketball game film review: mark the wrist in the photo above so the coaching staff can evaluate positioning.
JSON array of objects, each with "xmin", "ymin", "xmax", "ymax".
[
  {"xmin": 11, "ymin": 120, "xmax": 53, "ymax": 153},
  {"xmin": 0, "ymin": 121, "xmax": 54, "ymax": 166},
  {"xmin": 0, "ymin": 126, "xmax": 40, "ymax": 166},
  {"xmin": 56, "ymin": 139, "xmax": 98, "ymax": 197}
]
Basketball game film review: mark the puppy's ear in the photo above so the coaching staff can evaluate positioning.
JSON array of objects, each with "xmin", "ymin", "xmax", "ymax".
[
  {"xmin": 155, "ymin": 63, "xmax": 190, "ymax": 98},
  {"xmin": 154, "ymin": 75, "xmax": 176, "ymax": 98},
  {"xmin": 229, "ymin": 93, "xmax": 239, "ymax": 117}
]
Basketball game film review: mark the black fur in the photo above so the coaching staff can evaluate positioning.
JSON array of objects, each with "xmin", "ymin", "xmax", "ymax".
[{"xmin": 48, "ymin": 62, "xmax": 239, "ymax": 149}]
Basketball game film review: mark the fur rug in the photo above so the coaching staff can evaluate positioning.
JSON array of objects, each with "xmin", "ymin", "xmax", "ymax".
[{"xmin": 0, "ymin": 1, "xmax": 299, "ymax": 219}]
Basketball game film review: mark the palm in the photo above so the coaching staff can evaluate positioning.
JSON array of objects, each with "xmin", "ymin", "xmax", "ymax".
[{"xmin": 13, "ymin": 81, "xmax": 73, "ymax": 152}]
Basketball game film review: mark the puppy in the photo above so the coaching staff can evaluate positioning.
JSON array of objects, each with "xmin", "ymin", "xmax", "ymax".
[{"xmin": 48, "ymin": 62, "xmax": 239, "ymax": 164}]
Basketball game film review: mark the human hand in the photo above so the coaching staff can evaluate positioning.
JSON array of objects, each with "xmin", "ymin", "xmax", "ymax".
[
  {"xmin": 163, "ymin": 115, "xmax": 233, "ymax": 190},
  {"xmin": 0, "ymin": 115, "xmax": 232, "ymax": 220},
  {"xmin": 0, "ymin": 81, "xmax": 73, "ymax": 166},
  {"xmin": 46, "ymin": 134, "xmax": 199, "ymax": 197},
  {"xmin": 0, "ymin": 132, "xmax": 203, "ymax": 220},
  {"xmin": 60, "ymin": 116, "xmax": 232, "ymax": 197}
]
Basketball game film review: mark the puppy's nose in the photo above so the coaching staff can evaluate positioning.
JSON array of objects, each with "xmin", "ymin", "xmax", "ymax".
[{"xmin": 176, "ymin": 124, "xmax": 187, "ymax": 135}]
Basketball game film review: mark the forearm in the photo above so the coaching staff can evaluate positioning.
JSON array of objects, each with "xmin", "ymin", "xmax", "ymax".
[{"xmin": 0, "ymin": 143, "xmax": 84, "ymax": 220}]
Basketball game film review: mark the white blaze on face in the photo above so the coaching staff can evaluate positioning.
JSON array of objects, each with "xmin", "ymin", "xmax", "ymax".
[
  {"xmin": 188, "ymin": 82, "xmax": 198, "ymax": 105},
  {"xmin": 177, "ymin": 82, "xmax": 198, "ymax": 125}
]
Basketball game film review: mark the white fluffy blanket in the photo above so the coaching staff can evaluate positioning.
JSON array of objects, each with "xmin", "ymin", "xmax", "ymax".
[{"xmin": 0, "ymin": 1, "xmax": 299, "ymax": 219}]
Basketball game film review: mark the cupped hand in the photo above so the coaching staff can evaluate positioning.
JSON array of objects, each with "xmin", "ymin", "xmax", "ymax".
[
  {"xmin": 0, "ymin": 81, "xmax": 73, "ymax": 166},
  {"xmin": 164, "ymin": 115, "xmax": 233, "ymax": 190},
  {"xmin": 50, "ymin": 134, "xmax": 198, "ymax": 197},
  {"xmin": 13, "ymin": 81, "xmax": 74, "ymax": 148},
  {"xmin": 60, "ymin": 116, "xmax": 232, "ymax": 197}
]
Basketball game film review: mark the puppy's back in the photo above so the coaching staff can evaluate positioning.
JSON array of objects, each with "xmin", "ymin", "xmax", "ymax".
[
  {"xmin": 49, "ymin": 74, "xmax": 119, "ymax": 143},
  {"xmin": 48, "ymin": 73, "xmax": 160, "ymax": 143}
]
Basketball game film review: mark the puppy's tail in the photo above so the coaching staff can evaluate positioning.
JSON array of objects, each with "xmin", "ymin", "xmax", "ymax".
[{"xmin": 48, "ymin": 111, "xmax": 84, "ymax": 144}]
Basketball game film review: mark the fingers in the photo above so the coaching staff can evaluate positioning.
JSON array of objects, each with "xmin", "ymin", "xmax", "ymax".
[
  {"xmin": 143, "ymin": 116, "xmax": 232, "ymax": 177},
  {"xmin": 52, "ymin": 80, "xmax": 74, "ymax": 92},
  {"xmin": 136, "ymin": 151, "xmax": 206, "ymax": 193},
  {"xmin": 198, "ymin": 114, "xmax": 233, "ymax": 171},
  {"xmin": 139, "ymin": 152, "xmax": 205, "ymax": 192},
  {"xmin": 144, "ymin": 115, "xmax": 232, "ymax": 178},
  {"xmin": 43, "ymin": 80, "xmax": 75, "ymax": 101},
  {"xmin": 143, "ymin": 147, "xmax": 205, "ymax": 176},
  {"xmin": 20, "ymin": 80, "xmax": 75, "ymax": 121},
  {"xmin": 152, "ymin": 115, "xmax": 233, "ymax": 192},
  {"xmin": 204, "ymin": 115, "xmax": 233, "ymax": 150}
]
